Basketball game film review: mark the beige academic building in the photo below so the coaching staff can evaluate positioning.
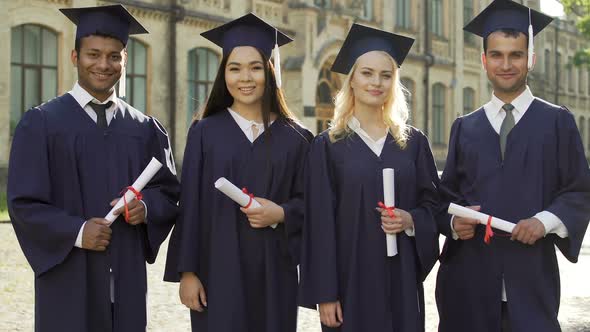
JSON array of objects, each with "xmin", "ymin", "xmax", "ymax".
[{"xmin": 1, "ymin": 0, "xmax": 589, "ymax": 190}]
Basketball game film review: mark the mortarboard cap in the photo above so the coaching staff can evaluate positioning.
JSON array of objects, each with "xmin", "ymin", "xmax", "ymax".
[
  {"xmin": 201, "ymin": 13, "xmax": 292, "ymax": 60},
  {"xmin": 60, "ymin": 5, "xmax": 147, "ymax": 98},
  {"xmin": 60, "ymin": 4, "xmax": 148, "ymax": 46},
  {"xmin": 330, "ymin": 23, "xmax": 414, "ymax": 75},
  {"xmin": 201, "ymin": 13, "xmax": 292, "ymax": 88},
  {"xmin": 464, "ymin": 0, "xmax": 553, "ymax": 69}
]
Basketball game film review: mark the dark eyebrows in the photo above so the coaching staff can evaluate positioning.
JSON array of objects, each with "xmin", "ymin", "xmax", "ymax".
[{"xmin": 227, "ymin": 60, "xmax": 264, "ymax": 66}]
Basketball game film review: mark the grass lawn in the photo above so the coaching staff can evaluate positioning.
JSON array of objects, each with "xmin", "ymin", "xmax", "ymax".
[{"xmin": 0, "ymin": 209, "xmax": 9, "ymax": 221}]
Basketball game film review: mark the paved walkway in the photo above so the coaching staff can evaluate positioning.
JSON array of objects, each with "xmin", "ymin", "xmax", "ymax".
[{"xmin": 1, "ymin": 224, "xmax": 588, "ymax": 331}]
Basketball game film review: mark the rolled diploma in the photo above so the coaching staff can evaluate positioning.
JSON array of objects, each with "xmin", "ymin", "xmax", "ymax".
[
  {"xmin": 214, "ymin": 177, "xmax": 277, "ymax": 229},
  {"xmin": 383, "ymin": 168, "xmax": 398, "ymax": 257},
  {"xmin": 104, "ymin": 157, "xmax": 163, "ymax": 225},
  {"xmin": 447, "ymin": 203, "xmax": 515, "ymax": 233}
]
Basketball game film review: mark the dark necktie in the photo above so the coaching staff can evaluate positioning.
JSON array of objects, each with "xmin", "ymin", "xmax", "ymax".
[
  {"xmin": 89, "ymin": 101, "xmax": 113, "ymax": 129},
  {"xmin": 499, "ymin": 103, "xmax": 515, "ymax": 159}
]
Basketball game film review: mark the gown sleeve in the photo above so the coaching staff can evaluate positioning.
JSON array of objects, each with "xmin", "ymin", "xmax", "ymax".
[
  {"xmin": 407, "ymin": 131, "xmax": 441, "ymax": 280},
  {"xmin": 7, "ymin": 108, "xmax": 85, "ymax": 277},
  {"xmin": 547, "ymin": 108, "xmax": 590, "ymax": 262},
  {"xmin": 298, "ymin": 134, "xmax": 340, "ymax": 307},
  {"xmin": 140, "ymin": 117, "xmax": 180, "ymax": 264}
]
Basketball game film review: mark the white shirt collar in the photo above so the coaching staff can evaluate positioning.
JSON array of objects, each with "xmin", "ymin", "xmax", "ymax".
[
  {"xmin": 69, "ymin": 82, "xmax": 122, "ymax": 116},
  {"xmin": 347, "ymin": 116, "xmax": 387, "ymax": 156},
  {"xmin": 484, "ymin": 86, "xmax": 534, "ymax": 119},
  {"xmin": 227, "ymin": 107, "xmax": 264, "ymax": 131}
]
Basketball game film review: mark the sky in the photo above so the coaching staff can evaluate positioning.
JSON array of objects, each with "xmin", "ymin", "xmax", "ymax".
[{"xmin": 541, "ymin": 0, "xmax": 565, "ymax": 17}]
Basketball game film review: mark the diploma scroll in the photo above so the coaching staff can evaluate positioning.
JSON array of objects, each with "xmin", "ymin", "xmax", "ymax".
[
  {"xmin": 383, "ymin": 168, "xmax": 398, "ymax": 257},
  {"xmin": 214, "ymin": 177, "xmax": 278, "ymax": 229},
  {"xmin": 447, "ymin": 203, "xmax": 515, "ymax": 233},
  {"xmin": 105, "ymin": 157, "xmax": 163, "ymax": 225}
]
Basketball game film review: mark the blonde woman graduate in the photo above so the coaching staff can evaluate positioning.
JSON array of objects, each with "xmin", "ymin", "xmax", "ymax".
[
  {"xmin": 299, "ymin": 24, "xmax": 440, "ymax": 332},
  {"xmin": 163, "ymin": 13, "xmax": 313, "ymax": 332}
]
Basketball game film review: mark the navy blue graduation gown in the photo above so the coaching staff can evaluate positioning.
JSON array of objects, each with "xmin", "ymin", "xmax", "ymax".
[
  {"xmin": 299, "ymin": 129, "xmax": 440, "ymax": 332},
  {"xmin": 436, "ymin": 99, "xmax": 590, "ymax": 332},
  {"xmin": 7, "ymin": 94, "xmax": 180, "ymax": 332},
  {"xmin": 164, "ymin": 110, "xmax": 312, "ymax": 332}
]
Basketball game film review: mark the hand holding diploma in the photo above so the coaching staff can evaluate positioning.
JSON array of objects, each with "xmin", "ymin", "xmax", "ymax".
[
  {"xmin": 215, "ymin": 177, "xmax": 278, "ymax": 229},
  {"xmin": 448, "ymin": 203, "xmax": 516, "ymax": 233},
  {"xmin": 511, "ymin": 218, "xmax": 545, "ymax": 245},
  {"xmin": 240, "ymin": 197, "xmax": 285, "ymax": 229},
  {"xmin": 381, "ymin": 168, "xmax": 397, "ymax": 256},
  {"xmin": 104, "ymin": 157, "xmax": 162, "ymax": 226}
]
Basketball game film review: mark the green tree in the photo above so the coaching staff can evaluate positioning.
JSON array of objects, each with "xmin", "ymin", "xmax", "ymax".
[{"xmin": 562, "ymin": 0, "xmax": 590, "ymax": 66}]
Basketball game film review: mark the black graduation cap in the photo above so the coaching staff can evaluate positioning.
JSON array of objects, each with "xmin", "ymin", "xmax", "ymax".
[
  {"xmin": 330, "ymin": 23, "xmax": 414, "ymax": 75},
  {"xmin": 201, "ymin": 12, "xmax": 292, "ymax": 87},
  {"xmin": 201, "ymin": 13, "xmax": 292, "ymax": 60},
  {"xmin": 60, "ymin": 4, "xmax": 148, "ymax": 46},
  {"xmin": 464, "ymin": 0, "xmax": 553, "ymax": 69}
]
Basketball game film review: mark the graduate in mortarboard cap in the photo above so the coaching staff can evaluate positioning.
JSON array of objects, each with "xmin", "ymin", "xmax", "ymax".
[
  {"xmin": 436, "ymin": 1, "xmax": 590, "ymax": 331},
  {"xmin": 162, "ymin": 12, "xmax": 312, "ymax": 332},
  {"xmin": 298, "ymin": 23, "xmax": 440, "ymax": 332},
  {"xmin": 7, "ymin": 4, "xmax": 179, "ymax": 332}
]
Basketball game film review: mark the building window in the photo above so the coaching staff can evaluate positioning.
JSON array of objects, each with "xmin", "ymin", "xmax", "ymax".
[
  {"xmin": 568, "ymin": 56, "xmax": 574, "ymax": 92},
  {"xmin": 580, "ymin": 117, "xmax": 586, "ymax": 151},
  {"xmin": 400, "ymin": 77, "xmax": 415, "ymax": 125},
  {"xmin": 10, "ymin": 24, "xmax": 58, "ymax": 135},
  {"xmin": 314, "ymin": 0, "xmax": 331, "ymax": 8},
  {"xmin": 432, "ymin": 83, "xmax": 446, "ymax": 144},
  {"xmin": 187, "ymin": 48, "xmax": 219, "ymax": 125},
  {"xmin": 463, "ymin": 87, "xmax": 475, "ymax": 115},
  {"xmin": 544, "ymin": 49, "xmax": 551, "ymax": 81},
  {"xmin": 463, "ymin": 0, "xmax": 474, "ymax": 45},
  {"xmin": 315, "ymin": 62, "xmax": 341, "ymax": 133},
  {"xmin": 556, "ymin": 52, "xmax": 562, "ymax": 90},
  {"xmin": 363, "ymin": 0, "xmax": 373, "ymax": 20},
  {"xmin": 396, "ymin": 0, "xmax": 411, "ymax": 29},
  {"xmin": 431, "ymin": 0, "xmax": 444, "ymax": 37},
  {"xmin": 123, "ymin": 38, "xmax": 148, "ymax": 113},
  {"xmin": 578, "ymin": 68, "xmax": 584, "ymax": 94}
]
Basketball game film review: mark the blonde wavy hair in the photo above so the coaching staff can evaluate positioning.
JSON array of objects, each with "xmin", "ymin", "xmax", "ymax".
[{"xmin": 328, "ymin": 51, "xmax": 410, "ymax": 148}]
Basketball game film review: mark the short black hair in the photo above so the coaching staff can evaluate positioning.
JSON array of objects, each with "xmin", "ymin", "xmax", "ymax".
[
  {"xmin": 74, "ymin": 32, "xmax": 125, "ymax": 54},
  {"xmin": 483, "ymin": 28, "xmax": 529, "ymax": 53}
]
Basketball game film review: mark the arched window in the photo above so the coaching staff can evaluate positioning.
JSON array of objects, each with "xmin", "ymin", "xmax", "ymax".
[
  {"xmin": 544, "ymin": 49, "xmax": 551, "ymax": 81},
  {"xmin": 124, "ymin": 38, "xmax": 148, "ymax": 113},
  {"xmin": 432, "ymin": 83, "xmax": 446, "ymax": 144},
  {"xmin": 10, "ymin": 24, "xmax": 58, "ymax": 134},
  {"xmin": 568, "ymin": 56, "xmax": 574, "ymax": 92},
  {"xmin": 315, "ymin": 62, "xmax": 341, "ymax": 133},
  {"xmin": 400, "ymin": 77, "xmax": 415, "ymax": 125},
  {"xmin": 463, "ymin": 87, "xmax": 475, "ymax": 115},
  {"xmin": 187, "ymin": 48, "xmax": 219, "ymax": 125}
]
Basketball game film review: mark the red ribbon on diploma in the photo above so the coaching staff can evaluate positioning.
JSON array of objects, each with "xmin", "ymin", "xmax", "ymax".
[
  {"xmin": 484, "ymin": 215, "xmax": 494, "ymax": 244},
  {"xmin": 378, "ymin": 201, "xmax": 396, "ymax": 218},
  {"xmin": 120, "ymin": 186, "xmax": 143, "ymax": 223},
  {"xmin": 242, "ymin": 188, "xmax": 254, "ymax": 209}
]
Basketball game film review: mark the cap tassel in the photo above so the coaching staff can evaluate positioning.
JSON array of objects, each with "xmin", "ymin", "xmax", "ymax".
[
  {"xmin": 273, "ymin": 29, "xmax": 282, "ymax": 89},
  {"xmin": 527, "ymin": 8, "xmax": 534, "ymax": 70},
  {"xmin": 119, "ymin": 62, "xmax": 127, "ymax": 98}
]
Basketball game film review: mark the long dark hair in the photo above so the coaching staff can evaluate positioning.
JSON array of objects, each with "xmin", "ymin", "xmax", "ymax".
[{"xmin": 195, "ymin": 47, "xmax": 298, "ymax": 134}]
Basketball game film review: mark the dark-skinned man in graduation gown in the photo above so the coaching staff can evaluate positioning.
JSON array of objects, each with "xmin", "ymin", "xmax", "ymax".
[
  {"xmin": 7, "ymin": 5, "xmax": 179, "ymax": 332},
  {"xmin": 436, "ymin": 1, "xmax": 590, "ymax": 332}
]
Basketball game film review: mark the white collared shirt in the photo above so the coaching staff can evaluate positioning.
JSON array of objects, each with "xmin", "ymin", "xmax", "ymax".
[
  {"xmin": 68, "ymin": 81, "xmax": 122, "ymax": 125},
  {"xmin": 228, "ymin": 108, "xmax": 268, "ymax": 143},
  {"xmin": 483, "ymin": 86, "xmax": 534, "ymax": 134},
  {"xmin": 347, "ymin": 116, "xmax": 415, "ymax": 237},
  {"xmin": 69, "ymin": 83, "xmax": 147, "ymax": 303},
  {"xmin": 450, "ymin": 86, "xmax": 568, "ymax": 302}
]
